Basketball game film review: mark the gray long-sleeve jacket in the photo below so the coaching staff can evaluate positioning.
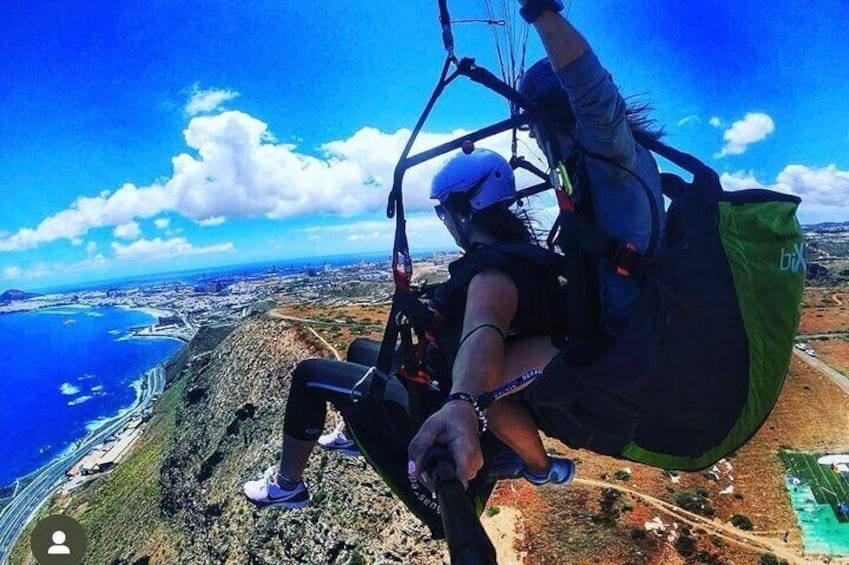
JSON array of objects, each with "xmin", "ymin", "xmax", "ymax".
[{"xmin": 556, "ymin": 49, "xmax": 666, "ymax": 335}]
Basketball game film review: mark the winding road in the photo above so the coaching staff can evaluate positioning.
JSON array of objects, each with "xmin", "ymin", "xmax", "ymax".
[
  {"xmin": 0, "ymin": 366, "xmax": 165, "ymax": 564},
  {"xmin": 793, "ymin": 347, "xmax": 849, "ymax": 396}
]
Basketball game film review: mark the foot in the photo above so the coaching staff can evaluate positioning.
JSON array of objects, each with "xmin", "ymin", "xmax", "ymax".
[
  {"xmin": 522, "ymin": 457, "xmax": 575, "ymax": 486},
  {"xmin": 243, "ymin": 465, "xmax": 310, "ymax": 508},
  {"xmin": 484, "ymin": 449, "xmax": 526, "ymax": 482},
  {"xmin": 317, "ymin": 423, "xmax": 360, "ymax": 457}
]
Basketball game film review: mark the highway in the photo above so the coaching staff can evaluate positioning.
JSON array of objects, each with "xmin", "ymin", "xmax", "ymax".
[{"xmin": 0, "ymin": 365, "xmax": 166, "ymax": 564}]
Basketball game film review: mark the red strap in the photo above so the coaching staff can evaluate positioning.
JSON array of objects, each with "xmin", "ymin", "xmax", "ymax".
[
  {"xmin": 555, "ymin": 190, "xmax": 574, "ymax": 212},
  {"xmin": 615, "ymin": 243, "xmax": 638, "ymax": 277}
]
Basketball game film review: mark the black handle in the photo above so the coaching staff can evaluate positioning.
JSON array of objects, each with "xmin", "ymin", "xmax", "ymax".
[{"xmin": 423, "ymin": 446, "xmax": 497, "ymax": 565}]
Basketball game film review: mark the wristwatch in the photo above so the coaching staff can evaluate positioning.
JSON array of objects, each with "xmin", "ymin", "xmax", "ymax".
[{"xmin": 519, "ymin": 0, "xmax": 565, "ymax": 24}]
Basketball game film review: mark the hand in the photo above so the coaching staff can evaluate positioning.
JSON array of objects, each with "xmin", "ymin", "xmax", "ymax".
[{"xmin": 408, "ymin": 401, "xmax": 484, "ymax": 490}]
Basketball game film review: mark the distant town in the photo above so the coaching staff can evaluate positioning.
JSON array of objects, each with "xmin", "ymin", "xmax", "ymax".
[
  {"xmin": 0, "ymin": 252, "xmax": 457, "ymax": 341},
  {"xmin": 0, "ymin": 253, "xmax": 457, "ymax": 548}
]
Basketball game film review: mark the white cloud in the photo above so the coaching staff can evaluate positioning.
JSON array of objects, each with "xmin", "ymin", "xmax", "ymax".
[
  {"xmin": 0, "ymin": 108, "xmax": 522, "ymax": 254},
  {"xmin": 113, "ymin": 221, "xmax": 141, "ymax": 239},
  {"xmin": 715, "ymin": 113, "xmax": 775, "ymax": 158},
  {"xmin": 774, "ymin": 164, "xmax": 849, "ymax": 208},
  {"xmin": 677, "ymin": 115, "xmax": 701, "ymax": 127},
  {"xmin": 154, "ymin": 218, "xmax": 170, "ymax": 229},
  {"xmin": 3, "ymin": 266, "xmax": 21, "ymax": 280},
  {"xmin": 86, "ymin": 241, "xmax": 97, "ymax": 255},
  {"xmin": 347, "ymin": 231, "xmax": 383, "ymax": 242},
  {"xmin": 67, "ymin": 254, "xmax": 108, "ymax": 273},
  {"xmin": 720, "ymin": 164, "xmax": 849, "ymax": 221},
  {"xmin": 301, "ymin": 214, "xmax": 455, "ymax": 249},
  {"xmin": 110, "ymin": 237, "xmax": 234, "ymax": 260},
  {"xmin": 719, "ymin": 171, "xmax": 767, "ymax": 192},
  {"xmin": 0, "ymin": 182, "xmax": 172, "ymax": 252},
  {"xmin": 196, "ymin": 216, "xmax": 226, "ymax": 226},
  {"xmin": 185, "ymin": 85, "xmax": 240, "ymax": 116},
  {"xmin": 71, "ymin": 238, "xmax": 84, "ymax": 246},
  {"xmin": 709, "ymin": 117, "xmax": 723, "ymax": 128}
]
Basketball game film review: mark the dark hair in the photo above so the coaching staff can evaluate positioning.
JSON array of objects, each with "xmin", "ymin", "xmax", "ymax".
[
  {"xmin": 444, "ymin": 195, "xmax": 537, "ymax": 244},
  {"xmin": 623, "ymin": 96, "xmax": 665, "ymax": 146},
  {"xmin": 473, "ymin": 205, "xmax": 536, "ymax": 243},
  {"xmin": 520, "ymin": 58, "xmax": 664, "ymax": 148},
  {"xmin": 538, "ymin": 95, "xmax": 664, "ymax": 147}
]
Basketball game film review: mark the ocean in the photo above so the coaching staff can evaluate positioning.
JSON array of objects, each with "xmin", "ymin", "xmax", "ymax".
[{"xmin": 0, "ymin": 305, "xmax": 182, "ymax": 488}]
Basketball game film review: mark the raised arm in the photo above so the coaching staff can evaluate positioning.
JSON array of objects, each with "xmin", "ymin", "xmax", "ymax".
[
  {"xmin": 522, "ymin": 2, "xmax": 589, "ymax": 70},
  {"xmin": 523, "ymin": 1, "xmax": 638, "ymax": 170}
]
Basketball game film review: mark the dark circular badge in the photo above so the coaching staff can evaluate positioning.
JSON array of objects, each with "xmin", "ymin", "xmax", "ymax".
[{"xmin": 29, "ymin": 514, "xmax": 87, "ymax": 565}]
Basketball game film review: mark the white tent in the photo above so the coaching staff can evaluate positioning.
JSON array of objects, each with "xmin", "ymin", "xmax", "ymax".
[{"xmin": 817, "ymin": 454, "xmax": 849, "ymax": 465}]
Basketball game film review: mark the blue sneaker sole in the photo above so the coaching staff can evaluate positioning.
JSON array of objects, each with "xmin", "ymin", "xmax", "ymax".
[
  {"xmin": 318, "ymin": 444, "xmax": 361, "ymax": 457},
  {"xmin": 244, "ymin": 492, "xmax": 310, "ymax": 509}
]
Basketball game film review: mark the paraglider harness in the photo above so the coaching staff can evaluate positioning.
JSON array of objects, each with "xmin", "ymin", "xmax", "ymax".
[
  {"xmin": 368, "ymin": 2, "xmax": 803, "ymax": 563},
  {"xmin": 374, "ymin": 0, "xmax": 666, "ymax": 404}
]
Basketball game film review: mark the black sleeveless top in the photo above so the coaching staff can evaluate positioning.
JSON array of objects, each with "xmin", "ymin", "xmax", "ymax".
[{"xmin": 428, "ymin": 243, "xmax": 567, "ymax": 372}]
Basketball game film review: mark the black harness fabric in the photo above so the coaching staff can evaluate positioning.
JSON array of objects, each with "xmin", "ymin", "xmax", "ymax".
[
  {"xmin": 521, "ymin": 171, "xmax": 753, "ymax": 469},
  {"xmin": 339, "ymin": 342, "xmax": 506, "ymax": 539}
]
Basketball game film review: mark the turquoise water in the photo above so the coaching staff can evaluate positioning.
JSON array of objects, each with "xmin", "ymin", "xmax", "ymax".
[
  {"xmin": 785, "ymin": 477, "xmax": 849, "ymax": 556},
  {"xmin": 0, "ymin": 305, "xmax": 182, "ymax": 487}
]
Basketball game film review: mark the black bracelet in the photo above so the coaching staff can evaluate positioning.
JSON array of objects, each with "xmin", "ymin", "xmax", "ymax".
[
  {"xmin": 519, "ymin": 0, "xmax": 565, "ymax": 24},
  {"xmin": 444, "ymin": 392, "xmax": 488, "ymax": 435},
  {"xmin": 458, "ymin": 323, "xmax": 506, "ymax": 350}
]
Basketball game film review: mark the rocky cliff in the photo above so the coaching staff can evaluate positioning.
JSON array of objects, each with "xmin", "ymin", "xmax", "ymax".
[
  {"xmin": 157, "ymin": 313, "xmax": 446, "ymax": 564},
  {"xmin": 10, "ymin": 313, "xmax": 447, "ymax": 565}
]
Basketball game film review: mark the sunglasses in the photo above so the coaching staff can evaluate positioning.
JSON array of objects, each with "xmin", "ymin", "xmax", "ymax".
[{"xmin": 434, "ymin": 204, "xmax": 447, "ymax": 222}]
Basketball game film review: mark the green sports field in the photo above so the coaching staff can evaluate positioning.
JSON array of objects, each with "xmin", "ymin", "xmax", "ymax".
[{"xmin": 779, "ymin": 451, "xmax": 849, "ymax": 523}]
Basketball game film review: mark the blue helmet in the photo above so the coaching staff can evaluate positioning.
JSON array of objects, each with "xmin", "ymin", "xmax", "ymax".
[{"xmin": 429, "ymin": 149, "xmax": 516, "ymax": 211}]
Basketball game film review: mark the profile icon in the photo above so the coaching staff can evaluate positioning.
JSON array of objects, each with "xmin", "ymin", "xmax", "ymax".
[
  {"xmin": 30, "ymin": 514, "xmax": 86, "ymax": 564},
  {"xmin": 47, "ymin": 530, "xmax": 71, "ymax": 555}
]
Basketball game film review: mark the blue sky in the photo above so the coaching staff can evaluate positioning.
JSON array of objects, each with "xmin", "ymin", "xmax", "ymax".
[{"xmin": 1, "ymin": 1, "xmax": 848, "ymax": 290}]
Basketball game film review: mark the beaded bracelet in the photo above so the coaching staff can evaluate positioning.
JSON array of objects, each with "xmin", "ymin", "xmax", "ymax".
[{"xmin": 444, "ymin": 392, "xmax": 488, "ymax": 435}]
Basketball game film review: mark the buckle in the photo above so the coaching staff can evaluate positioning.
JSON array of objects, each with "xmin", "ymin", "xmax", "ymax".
[{"xmin": 614, "ymin": 243, "xmax": 640, "ymax": 277}]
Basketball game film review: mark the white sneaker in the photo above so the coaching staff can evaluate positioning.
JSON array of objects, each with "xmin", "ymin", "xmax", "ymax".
[
  {"xmin": 317, "ymin": 423, "xmax": 360, "ymax": 457},
  {"xmin": 243, "ymin": 465, "xmax": 310, "ymax": 508}
]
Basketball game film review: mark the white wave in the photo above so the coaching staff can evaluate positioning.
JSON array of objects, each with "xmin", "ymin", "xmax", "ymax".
[
  {"xmin": 60, "ymin": 383, "xmax": 81, "ymax": 395},
  {"xmin": 85, "ymin": 405, "xmax": 132, "ymax": 433},
  {"xmin": 91, "ymin": 385, "xmax": 104, "ymax": 392},
  {"xmin": 85, "ymin": 417, "xmax": 110, "ymax": 433},
  {"xmin": 77, "ymin": 373, "xmax": 96, "ymax": 381},
  {"xmin": 85, "ymin": 311, "xmax": 104, "ymax": 317},
  {"xmin": 133, "ymin": 307, "xmax": 173, "ymax": 319},
  {"xmin": 108, "ymin": 329, "xmax": 122, "ymax": 335},
  {"xmin": 67, "ymin": 395, "xmax": 93, "ymax": 406}
]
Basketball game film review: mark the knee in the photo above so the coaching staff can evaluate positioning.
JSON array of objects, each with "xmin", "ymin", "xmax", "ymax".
[{"xmin": 292, "ymin": 359, "xmax": 325, "ymax": 385}]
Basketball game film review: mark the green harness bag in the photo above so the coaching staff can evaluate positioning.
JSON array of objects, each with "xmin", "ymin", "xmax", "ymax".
[{"xmin": 527, "ymin": 142, "xmax": 806, "ymax": 470}]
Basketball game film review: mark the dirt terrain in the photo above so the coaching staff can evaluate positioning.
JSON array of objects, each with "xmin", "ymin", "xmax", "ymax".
[{"xmin": 291, "ymin": 283, "xmax": 849, "ymax": 564}]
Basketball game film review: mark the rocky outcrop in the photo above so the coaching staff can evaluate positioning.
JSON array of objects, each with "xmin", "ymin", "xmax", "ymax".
[
  {"xmin": 158, "ymin": 313, "xmax": 446, "ymax": 564},
  {"xmin": 0, "ymin": 289, "xmax": 40, "ymax": 303}
]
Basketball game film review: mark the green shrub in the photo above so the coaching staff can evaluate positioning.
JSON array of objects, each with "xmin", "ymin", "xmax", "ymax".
[
  {"xmin": 675, "ymin": 535, "xmax": 697, "ymax": 557},
  {"xmin": 614, "ymin": 469, "xmax": 632, "ymax": 481},
  {"xmin": 730, "ymin": 513, "xmax": 753, "ymax": 531},
  {"xmin": 759, "ymin": 553, "xmax": 779, "ymax": 565},
  {"xmin": 674, "ymin": 489, "xmax": 716, "ymax": 517},
  {"xmin": 485, "ymin": 506, "xmax": 501, "ymax": 517}
]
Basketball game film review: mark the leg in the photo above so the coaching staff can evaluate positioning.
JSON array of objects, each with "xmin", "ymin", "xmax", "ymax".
[
  {"xmin": 314, "ymin": 338, "xmax": 386, "ymax": 455},
  {"xmin": 244, "ymin": 359, "xmax": 374, "ymax": 507},
  {"xmin": 487, "ymin": 336, "xmax": 560, "ymax": 476},
  {"xmin": 279, "ymin": 359, "xmax": 371, "ymax": 479},
  {"xmin": 487, "ymin": 399, "xmax": 550, "ymax": 475}
]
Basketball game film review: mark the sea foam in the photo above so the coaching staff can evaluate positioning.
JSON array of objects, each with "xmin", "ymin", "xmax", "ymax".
[{"xmin": 60, "ymin": 383, "xmax": 81, "ymax": 396}]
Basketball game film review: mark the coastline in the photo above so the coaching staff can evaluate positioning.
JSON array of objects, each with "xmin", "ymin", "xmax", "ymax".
[{"xmin": 0, "ymin": 306, "xmax": 185, "ymax": 491}]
